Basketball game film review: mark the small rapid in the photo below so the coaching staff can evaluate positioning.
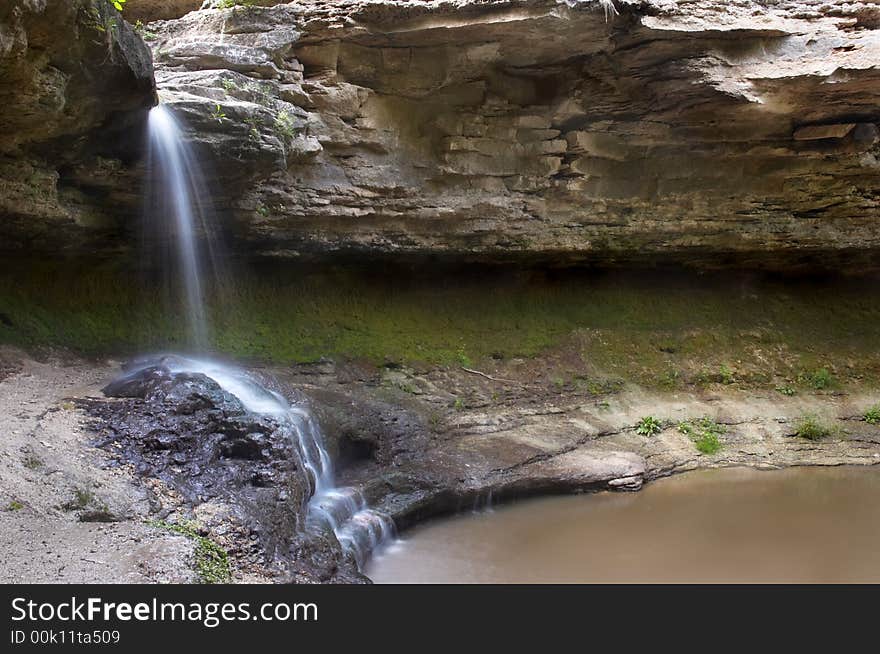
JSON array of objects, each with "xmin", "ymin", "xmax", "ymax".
[{"xmin": 159, "ymin": 356, "xmax": 396, "ymax": 568}]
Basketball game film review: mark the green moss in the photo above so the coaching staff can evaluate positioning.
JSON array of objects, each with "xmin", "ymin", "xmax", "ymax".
[
  {"xmin": 148, "ymin": 520, "xmax": 231, "ymax": 584},
  {"xmin": 6, "ymin": 500, "xmax": 24, "ymax": 511},
  {"xmin": 1, "ymin": 262, "xmax": 879, "ymax": 393}
]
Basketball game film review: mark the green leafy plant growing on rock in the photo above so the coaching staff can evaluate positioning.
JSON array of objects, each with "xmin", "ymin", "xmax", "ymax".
[
  {"xmin": 149, "ymin": 520, "xmax": 231, "ymax": 584},
  {"xmin": 274, "ymin": 110, "xmax": 297, "ymax": 141},
  {"xmin": 864, "ymin": 404, "xmax": 880, "ymax": 426},
  {"xmin": 678, "ymin": 417, "xmax": 725, "ymax": 455},
  {"xmin": 794, "ymin": 415, "xmax": 839, "ymax": 441},
  {"xmin": 110, "ymin": 0, "xmax": 126, "ymax": 11},
  {"xmin": 6, "ymin": 500, "xmax": 24, "ymax": 512},
  {"xmin": 245, "ymin": 116, "xmax": 263, "ymax": 143},
  {"xmin": 775, "ymin": 384, "xmax": 796, "ymax": 396},
  {"xmin": 133, "ymin": 20, "xmax": 158, "ymax": 41},
  {"xmin": 221, "ymin": 78, "xmax": 238, "ymax": 94},
  {"xmin": 718, "ymin": 364, "xmax": 735, "ymax": 385},
  {"xmin": 211, "ymin": 104, "xmax": 227, "ymax": 123},
  {"xmin": 636, "ymin": 415, "xmax": 663, "ymax": 437}
]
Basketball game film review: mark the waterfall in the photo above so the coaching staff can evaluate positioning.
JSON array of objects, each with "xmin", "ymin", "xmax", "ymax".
[
  {"xmin": 140, "ymin": 104, "xmax": 394, "ymax": 568},
  {"xmin": 160, "ymin": 356, "xmax": 397, "ymax": 568},
  {"xmin": 145, "ymin": 105, "xmax": 214, "ymax": 350}
]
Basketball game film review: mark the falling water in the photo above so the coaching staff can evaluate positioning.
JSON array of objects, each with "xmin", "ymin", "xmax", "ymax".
[
  {"xmin": 139, "ymin": 104, "xmax": 394, "ymax": 567},
  {"xmin": 157, "ymin": 356, "xmax": 397, "ymax": 568},
  {"xmin": 146, "ymin": 105, "xmax": 214, "ymax": 350}
]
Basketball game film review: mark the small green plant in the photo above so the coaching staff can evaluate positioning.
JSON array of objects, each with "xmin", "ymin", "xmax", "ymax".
[
  {"xmin": 149, "ymin": 520, "xmax": 231, "ymax": 584},
  {"xmin": 799, "ymin": 367, "xmax": 833, "ymax": 390},
  {"xmin": 775, "ymin": 384, "xmax": 796, "ymax": 396},
  {"xmin": 221, "ymin": 78, "xmax": 238, "ymax": 94},
  {"xmin": 636, "ymin": 416, "xmax": 663, "ymax": 437},
  {"xmin": 718, "ymin": 364, "xmax": 735, "ymax": 385},
  {"xmin": 256, "ymin": 203, "xmax": 269, "ymax": 217},
  {"xmin": 657, "ymin": 368, "xmax": 680, "ymax": 390},
  {"xmin": 217, "ymin": 0, "xmax": 256, "ymax": 8},
  {"xmin": 678, "ymin": 417, "xmax": 725, "ymax": 454},
  {"xmin": 133, "ymin": 19, "xmax": 157, "ymax": 40},
  {"xmin": 6, "ymin": 500, "xmax": 24, "ymax": 511},
  {"xmin": 455, "ymin": 344, "xmax": 472, "ymax": 368},
  {"xmin": 553, "ymin": 376, "xmax": 566, "ymax": 390},
  {"xmin": 453, "ymin": 397, "xmax": 465, "ymax": 411},
  {"xmin": 211, "ymin": 104, "xmax": 227, "ymax": 123},
  {"xmin": 111, "ymin": 0, "xmax": 126, "ymax": 11},
  {"xmin": 274, "ymin": 110, "xmax": 297, "ymax": 140},
  {"xmin": 22, "ymin": 454, "xmax": 43, "ymax": 470},
  {"xmin": 62, "ymin": 488, "xmax": 96, "ymax": 511},
  {"xmin": 794, "ymin": 415, "xmax": 838, "ymax": 441},
  {"xmin": 694, "ymin": 431, "xmax": 722, "ymax": 455},
  {"xmin": 864, "ymin": 404, "xmax": 880, "ymax": 425}
]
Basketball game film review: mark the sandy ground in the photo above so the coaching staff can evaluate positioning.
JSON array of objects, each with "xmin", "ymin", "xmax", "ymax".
[{"xmin": 0, "ymin": 347, "xmax": 195, "ymax": 583}]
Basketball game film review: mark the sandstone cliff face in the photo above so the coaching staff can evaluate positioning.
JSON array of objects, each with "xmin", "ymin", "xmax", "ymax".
[
  {"xmin": 3, "ymin": 1, "xmax": 880, "ymax": 268},
  {"xmin": 140, "ymin": 0, "xmax": 880, "ymax": 269},
  {"xmin": 0, "ymin": 0, "xmax": 154, "ymax": 253}
]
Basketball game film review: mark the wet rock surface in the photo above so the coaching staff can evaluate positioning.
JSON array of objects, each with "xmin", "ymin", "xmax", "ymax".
[{"xmin": 83, "ymin": 359, "xmax": 365, "ymax": 583}]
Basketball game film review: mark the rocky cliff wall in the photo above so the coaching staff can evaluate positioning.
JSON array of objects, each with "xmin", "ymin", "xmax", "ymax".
[
  {"xmin": 143, "ymin": 0, "xmax": 880, "ymax": 269},
  {"xmin": 0, "ymin": 0, "xmax": 155, "ymax": 254},
  {"xmin": 2, "ymin": 0, "xmax": 879, "ymax": 269}
]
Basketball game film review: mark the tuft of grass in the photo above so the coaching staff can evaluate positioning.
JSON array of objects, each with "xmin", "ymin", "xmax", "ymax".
[
  {"xmin": 452, "ymin": 397, "xmax": 465, "ymax": 411},
  {"xmin": 679, "ymin": 417, "xmax": 725, "ymax": 455},
  {"xmin": 61, "ymin": 488, "xmax": 95, "ymax": 511},
  {"xmin": 22, "ymin": 454, "xmax": 43, "ymax": 470},
  {"xmin": 149, "ymin": 520, "xmax": 231, "ymax": 584},
  {"xmin": 6, "ymin": 500, "xmax": 24, "ymax": 511},
  {"xmin": 794, "ymin": 415, "xmax": 839, "ymax": 441},
  {"xmin": 775, "ymin": 384, "xmax": 796, "ymax": 396},
  {"xmin": 800, "ymin": 367, "xmax": 833, "ymax": 390},
  {"xmin": 636, "ymin": 415, "xmax": 663, "ymax": 437},
  {"xmin": 864, "ymin": 404, "xmax": 880, "ymax": 425}
]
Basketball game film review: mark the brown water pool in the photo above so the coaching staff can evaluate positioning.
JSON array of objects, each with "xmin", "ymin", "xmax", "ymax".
[{"xmin": 366, "ymin": 466, "xmax": 880, "ymax": 583}]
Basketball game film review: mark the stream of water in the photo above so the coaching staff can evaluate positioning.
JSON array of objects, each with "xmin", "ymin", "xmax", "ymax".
[
  {"xmin": 143, "ymin": 105, "xmax": 395, "ymax": 568},
  {"xmin": 367, "ymin": 466, "xmax": 880, "ymax": 583}
]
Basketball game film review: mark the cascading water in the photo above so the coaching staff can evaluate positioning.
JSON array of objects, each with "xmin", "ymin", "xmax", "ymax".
[
  {"xmin": 140, "ymin": 105, "xmax": 395, "ymax": 568},
  {"xmin": 145, "ymin": 105, "xmax": 214, "ymax": 350}
]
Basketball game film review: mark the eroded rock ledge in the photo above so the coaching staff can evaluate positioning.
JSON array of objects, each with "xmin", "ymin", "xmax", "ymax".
[
  {"xmin": 139, "ymin": 0, "xmax": 880, "ymax": 269},
  {"xmin": 0, "ymin": 0, "xmax": 155, "ymax": 253}
]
